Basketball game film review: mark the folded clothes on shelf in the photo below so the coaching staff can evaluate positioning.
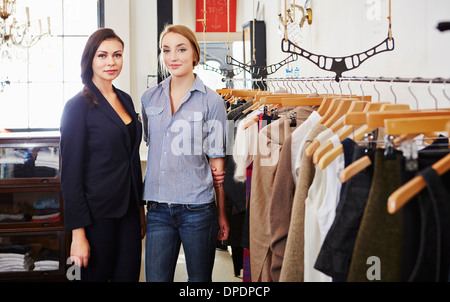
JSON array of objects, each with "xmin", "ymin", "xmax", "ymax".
[
  {"xmin": 33, "ymin": 260, "xmax": 59, "ymax": 271},
  {"xmin": 31, "ymin": 195, "xmax": 60, "ymax": 222},
  {"xmin": 0, "ymin": 213, "xmax": 26, "ymax": 223},
  {"xmin": 0, "ymin": 244, "xmax": 34, "ymax": 272}
]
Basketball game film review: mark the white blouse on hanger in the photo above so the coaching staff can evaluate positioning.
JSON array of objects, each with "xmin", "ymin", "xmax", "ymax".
[
  {"xmin": 317, "ymin": 134, "xmax": 345, "ymax": 242},
  {"xmin": 304, "ymin": 129, "xmax": 334, "ymax": 282},
  {"xmin": 290, "ymin": 110, "xmax": 322, "ymax": 184},
  {"xmin": 233, "ymin": 108, "xmax": 262, "ymax": 182}
]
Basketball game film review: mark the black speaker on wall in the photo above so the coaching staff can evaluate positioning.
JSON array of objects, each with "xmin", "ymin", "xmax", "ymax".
[
  {"xmin": 242, "ymin": 20, "xmax": 267, "ymax": 90},
  {"xmin": 157, "ymin": 0, "xmax": 173, "ymax": 83}
]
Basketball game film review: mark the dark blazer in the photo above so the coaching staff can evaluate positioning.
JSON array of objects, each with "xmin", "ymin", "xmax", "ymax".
[{"xmin": 60, "ymin": 81, "xmax": 143, "ymax": 231}]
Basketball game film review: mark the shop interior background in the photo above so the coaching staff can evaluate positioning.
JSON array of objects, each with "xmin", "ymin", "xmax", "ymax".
[{"xmin": 0, "ymin": 0, "xmax": 449, "ymax": 160}]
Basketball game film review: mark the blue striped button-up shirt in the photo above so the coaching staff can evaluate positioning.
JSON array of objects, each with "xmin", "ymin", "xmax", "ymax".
[{"xmin": 141, "ymin": 75, "xmax": 227, "ymax": 204}]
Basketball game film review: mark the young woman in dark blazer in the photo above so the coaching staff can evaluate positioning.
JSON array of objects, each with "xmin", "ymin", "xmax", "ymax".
[{"xmin": 60, "ymin": 28, "xmax": 145, "ymax": 282}]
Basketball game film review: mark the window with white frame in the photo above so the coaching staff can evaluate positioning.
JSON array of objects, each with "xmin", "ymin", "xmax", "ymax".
[{"xmin": 0, "ymin": 0, "xmax": 102, "ymax": 131}]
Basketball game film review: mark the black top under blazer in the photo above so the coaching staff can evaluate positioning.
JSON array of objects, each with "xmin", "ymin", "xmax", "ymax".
[{"xmin": 60, "ymin": 81, "xmax": 143, "ymax": 231}]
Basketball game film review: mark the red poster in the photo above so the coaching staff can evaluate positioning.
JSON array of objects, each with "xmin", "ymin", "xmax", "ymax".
[{"xmin": 196, "ymin": 0, "xmax": 236, "ymax": 32}]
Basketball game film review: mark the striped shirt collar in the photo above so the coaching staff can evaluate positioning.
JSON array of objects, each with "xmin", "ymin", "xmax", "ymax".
[{"xmin": 160, "ymin": 74, "xmax": 207, "ymax": 94}]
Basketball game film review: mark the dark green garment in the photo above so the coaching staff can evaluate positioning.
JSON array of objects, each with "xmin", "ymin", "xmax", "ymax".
[{"xmin": 347, "ymin": 150, "xmax": 403, "ymax": 282}]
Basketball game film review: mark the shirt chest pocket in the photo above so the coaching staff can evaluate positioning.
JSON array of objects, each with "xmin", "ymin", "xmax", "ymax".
[{"xmin": 146, "ymin": 106, "xmax": 165, "ymax": 117}]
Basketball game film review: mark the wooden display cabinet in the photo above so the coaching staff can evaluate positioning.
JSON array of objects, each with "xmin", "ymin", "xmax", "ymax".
[{"xmin": 0, "ymin": 132, "xmax": 69, "ymax": 281}]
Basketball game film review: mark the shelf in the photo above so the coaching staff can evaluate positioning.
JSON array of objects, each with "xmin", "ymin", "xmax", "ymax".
[
  {"xmin": 0, "ymin": 134, "xmax": 67, "ymax": 281},
  {"xmin": 0, "ymin": 134, "xmax": 60, "ymax": 186},
  {"xmin": 0, "ymin": 186, "xmax": 63, "ymax": 229},
  {"xmin": 0, "ymin": 230, "xmax": 66, "ymax": 279}
]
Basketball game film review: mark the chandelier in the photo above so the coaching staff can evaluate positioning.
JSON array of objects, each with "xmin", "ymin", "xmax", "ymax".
[{"xmin": 1, "ymin": 0, "xmax": 51, "ymax": 49}]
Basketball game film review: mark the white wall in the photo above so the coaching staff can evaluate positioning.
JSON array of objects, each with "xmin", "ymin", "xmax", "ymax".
[
  {"xmin": 104, "ymin": 0, "xmax": 131, "ymax": 93},
  {"xmin": 255, "ymin": 0, "xmax": 450, "ymax": 79},
  {"xmin": 103, "ymin": 0, "xmax": 158, "ymax": 107},
  {"xmin": 250, "ymin": 0, "xmax": 450, "ymax": 109},
  {"xmin": 129, "ymin": 0, "xmax": 158, "ymax": 108}
]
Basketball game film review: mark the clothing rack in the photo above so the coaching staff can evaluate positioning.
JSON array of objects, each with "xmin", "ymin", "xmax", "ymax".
[
  {"xmin": 338, "ymin": 76, "xmax": 450, "ymax": 84},
  {"xmin": 223, "ymin": 76, "xmax": 450, "ymax": 108},
  {"xmin": 220, "ymin": 73, "xmax": 450, "ymax": 283},
  {"xmin": 227, "ymin": 76, "xmax": 450, "ymax": 85}
]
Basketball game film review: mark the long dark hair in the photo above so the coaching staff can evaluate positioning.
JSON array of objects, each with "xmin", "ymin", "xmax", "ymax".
[{"xmin": 80, "ymin": 28, "xmax": 124, "ymax": 106}]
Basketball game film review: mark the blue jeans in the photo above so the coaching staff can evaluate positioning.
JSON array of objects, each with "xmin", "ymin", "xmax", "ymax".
[{"xmin": 145, "ymin": 201, "xmax": 219, "ymax": 282}]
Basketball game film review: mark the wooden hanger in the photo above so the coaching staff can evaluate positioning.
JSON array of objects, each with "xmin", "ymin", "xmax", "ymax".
[
  {"xmin": 316, "ymin": 96, "xmax": 334, "ymax": 116},
  {"xmin": 216, "ymin": 88, "xmax": 231, "ymax": 95},
  {"xmin": 228, "ymin": 96, "xmax": 237, "ymax": 104},
  {"xmin": 337, "ymin": 103, "xmax": 390, "ymax": 182},
  {"xmin": 304, "ymin": 94, "xmax": 373, "ymax": 158},
  {"xmin": 371, "ymin": 109, "xmax": 450, "ymax": 143},
  {"xmin": 241, "ymin": 91, "xmax": 272, "ymax": 114},
  {"xmin": 317, "ymin": 97, "xmax": 343, "ymax": 125},
  {"xmin": 343, "ymin": 102, "xmax": 390, "ymax": 125},
  {"xmin": 315, "ymin": 94, "xmax": 371, "ymax": 116},
  {"xmin": 304, "ymin": 101, "xmax": 367, "ymax": 160},
  {"xmin": 217, "ymin": 89, "xmax": 232, "ymax": 100},
  {"xmin": 231, "ymin": 89, "xmax": 262, "ymax": 98},
  {"xmin": 340, "ymin": 113, "xmax": 450, "ymax": 184},
  {"xmin": 323, "ymin": 99, "xmax": 361, "ymax": 128},
  {"xmin": 259, "ymin": 94, "xmax": 307, "ymax": 105},
  {"xmin": 384, "ymin": 115, "xmax": 450, "ymax": 136},
  {"xmin": 242, "ymin": 94, "xmax": 291, "ymax": 130},
  {"xmin": 387, "ymin": 115, "xmax": 450, "ymax": 214},
  {"xmin": 367, "ymin": 109, "xmax": 450, "ymax": 129},
  {"xmin": 310, "ymin": 101, "xmax": 370, "ymax": 164},
  {"xmin": 318, "ymin": 103, "xmax": 412, "ymax": 171},
  {"xmin": 339, "ymin": 155, "xmax": 373, "ymax": 183},
  {"xmin": 242, "ymin": 94, "xmax": 327, "ymax": 130},
  {"xmin": 241, "ymin": 92, "xmax": 290, "ymax": 115},
  {"xmin": 216, "ymin": 88, "xmax": 263, "ymax": 98},
  {"xmin": 281, "ymin": 96, "xmax": 326, "ymax": 107},
  {"xmin": 315, "ymin": 97, "xmax": 342, "ymax": 124},
  {"xmin": 387, "ymin": 153, "xmax": 450, "ymax": 214}
]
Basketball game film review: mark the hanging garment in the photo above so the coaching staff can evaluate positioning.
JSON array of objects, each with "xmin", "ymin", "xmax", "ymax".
[
  {"xmin": 238, "ymin": 110, "xmax": 270, "ymax": 282},
  {"xmin": 267, "ymin": 110, "xmax": 323, "ymax": 281},
  {"xmin": 224, "ymin": 153, "xmax": 247, "ymax": 214},
  {"xmin": 223, "ymin": 148, "xmax": 247, "ymax": 277},
  {"xmin": 303, "ymin": 130, "xmax": 336, "ymax": 282},
  {"xmin": 233, "ymin": 110, "xmax": 261, "ymax": 182},
  {"xmin": 249, "ymin": 106, "xmax": 316, "ymax": 282},
  {"xmin": 223, "ymin": 106, "xmax": 249, "ymax": 238},
  {"xmin": 317, "ymin": 134, "xmax": 345, "ymax": 244},
  {"xmin": 410, "ymin": 166, "xmax": 450, "ymax": 281},
  {"xmin": 400, "ymin": 137, "xmax": 450, "ymax": 282},
  {"xmin": 347, "ymin": 150, "xmax": 403, "ymax": 282},
  {"xmin": 268, "ymin": 134, "xmax": 295, "ymax": 282},
  {"xmin": 279, "ymin": 123, "xmax": 328, "ymax": 282},
  {"xmin": 233, "ymin": 108, "xmax": 275, "ymax": 282},
  {"xmin": 291, "ymin": 110, "xmax": 322, "ymax": 184},
  {"xmin": 314, "ymin": 140, "xmax": 374, "ymax": 281}
]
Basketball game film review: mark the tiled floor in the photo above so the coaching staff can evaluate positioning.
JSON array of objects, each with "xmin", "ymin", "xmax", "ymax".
[{"xmin": 139, "ymin": 238, "xmax": 242, "ymax": 282}]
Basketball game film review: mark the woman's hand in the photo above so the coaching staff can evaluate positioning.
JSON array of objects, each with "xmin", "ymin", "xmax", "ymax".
[
  {"xmin": 70, "ymin": 228, "xmax": 90, "ymax": 268},
  {"xmin": 140, "ymin": 205, "xmax": 146, "ymax": 239},
  {"xmin": 211, "ymin": 166, "xmax": 226, "ymax": 187},
  {"xmin": 217, "ymin": 211, "xmax": 230, "ymax": 242}
]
